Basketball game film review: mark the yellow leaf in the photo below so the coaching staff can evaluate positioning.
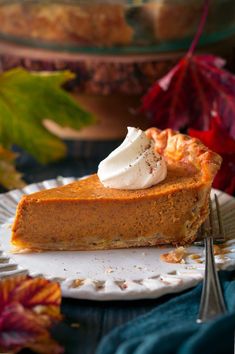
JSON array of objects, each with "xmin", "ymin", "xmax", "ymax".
[{"xmin": 0, "ymin": 146, "xmax": 26, "ymax": 190}]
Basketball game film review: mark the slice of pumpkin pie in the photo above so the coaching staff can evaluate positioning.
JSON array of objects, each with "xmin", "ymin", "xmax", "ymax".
[{"xmin": 11, "ymin": 127, "xmax": 221, "ymax": 251}]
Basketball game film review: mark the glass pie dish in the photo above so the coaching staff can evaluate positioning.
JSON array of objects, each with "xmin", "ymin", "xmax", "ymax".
[{"xmin": 0, "ymin": 0, "xmax": 234, "ymax": 56}]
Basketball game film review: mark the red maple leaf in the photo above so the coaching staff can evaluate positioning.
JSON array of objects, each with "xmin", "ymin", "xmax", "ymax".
[
  {"xmin": 140, "ymin": 0, "xmax": 235, "ymax": 140},
  {"xmin": 140, "ymin": 54, "xmax": 235, "ymax": 139},
  {"xmin": 189, "ymin": 115, "xmax": 235, "ymax": 195}
]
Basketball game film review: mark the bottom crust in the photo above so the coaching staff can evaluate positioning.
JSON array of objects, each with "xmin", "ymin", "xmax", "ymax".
[{"xmin": 12, "ymin": 233, "xmax": 197, "ymax": 252}]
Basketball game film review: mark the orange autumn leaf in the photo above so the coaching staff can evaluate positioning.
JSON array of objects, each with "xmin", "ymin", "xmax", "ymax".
[
  {"xmin": 12, "ymin": 277, "xmax": 62, "ymax": 317},
  {"xmin": 0, "ymin": 275, "xmax": 63, "ymax": 354}
]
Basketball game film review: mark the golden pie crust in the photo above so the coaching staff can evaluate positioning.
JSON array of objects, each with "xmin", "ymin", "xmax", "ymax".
[
  {"xmin": 11, "ymin": 128, "xmax": 222, "ymax": 252},
  {"xmin": 145, "ymin": 128, "xmax": 222, "ymax": 182}
]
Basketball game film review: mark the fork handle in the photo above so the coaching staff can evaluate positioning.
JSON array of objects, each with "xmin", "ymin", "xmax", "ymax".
[{"xmin": 197, "ymin": 237, "xmax": 227, "ymax": 323}]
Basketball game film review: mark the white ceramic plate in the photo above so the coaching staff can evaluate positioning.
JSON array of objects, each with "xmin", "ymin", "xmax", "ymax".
[{"xmin": 0, "ymin": 177, "xmax": 235, "ymax": 301}]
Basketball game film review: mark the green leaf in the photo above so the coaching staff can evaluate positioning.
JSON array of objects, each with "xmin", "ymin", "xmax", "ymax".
[
  {"xmin": 0, "ymin": 68, "xmax": 95, "ymax": 163},
  {"xmin": 0, "ymin": 146, "xmax": 26, "ymax": 189}
]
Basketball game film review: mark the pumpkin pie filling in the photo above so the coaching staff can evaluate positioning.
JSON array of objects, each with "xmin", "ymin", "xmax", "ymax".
[{"xmin": 11, "ymin": 128, "xmax": 222, "ymax": 251}]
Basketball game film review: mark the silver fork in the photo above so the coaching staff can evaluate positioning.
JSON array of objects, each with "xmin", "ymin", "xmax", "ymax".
[{"xmin": 197, "ymin": 195, "xmax": 227, "ymax": 323}]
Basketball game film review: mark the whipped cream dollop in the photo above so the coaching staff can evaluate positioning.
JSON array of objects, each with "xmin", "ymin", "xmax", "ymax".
[{"xmin": 97, "ymin": 127, "xmax": 167, "ymax": 190}]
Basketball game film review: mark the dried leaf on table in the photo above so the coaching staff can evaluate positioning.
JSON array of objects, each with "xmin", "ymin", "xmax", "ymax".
[
  {"xmin": 0, "ymin": 303, "xmax": 63, "ymax": 354},
  {"xmin": 0, "ymin": 145, "xmax": 26, "ymax": 189},
  {"xmin": 0, "ymin": 68, "xmax": 96, "ymax": 164},
  {"xmin": 189, "ymin": 114, "xmax": 235, "ymax": 195},
  {"xmin": 0, "ymin": 275, "xmax": 63, "ymax": 354},
  {"xmin": 8, "ymin": 276, "xmax": 62, "ymax": 321},
  {"xmin": 140, "ymin": 54, "xmax": 235, "ymax": 139}
]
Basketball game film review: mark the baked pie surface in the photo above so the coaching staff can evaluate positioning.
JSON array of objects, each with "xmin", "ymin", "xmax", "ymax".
[{"xmin": 11, "ymin": 129, "xmax": 222, "ymax": 251}]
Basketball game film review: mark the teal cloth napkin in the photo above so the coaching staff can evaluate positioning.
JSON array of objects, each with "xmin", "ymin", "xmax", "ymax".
[{"xmin": 96, "ymin": 271, "xmax": 235, "ymax": 354}]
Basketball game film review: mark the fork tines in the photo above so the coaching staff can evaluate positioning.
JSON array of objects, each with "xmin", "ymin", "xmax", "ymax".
[
  {"xmin": 194, "ymin": 194, "xmax": 226, "ymax": 246},
  {"xmin": 196, "ymin": 194, "xmax": 227, "ymax": 323},
  {"xmin": 214, "ymin": 194, "xmax": 226, "ymax": 242}
]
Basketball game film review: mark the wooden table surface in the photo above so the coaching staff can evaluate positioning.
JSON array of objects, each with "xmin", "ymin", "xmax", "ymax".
[{"xmin": 58, "ymin": 294, "xmax": 180, "ymax": 354}]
